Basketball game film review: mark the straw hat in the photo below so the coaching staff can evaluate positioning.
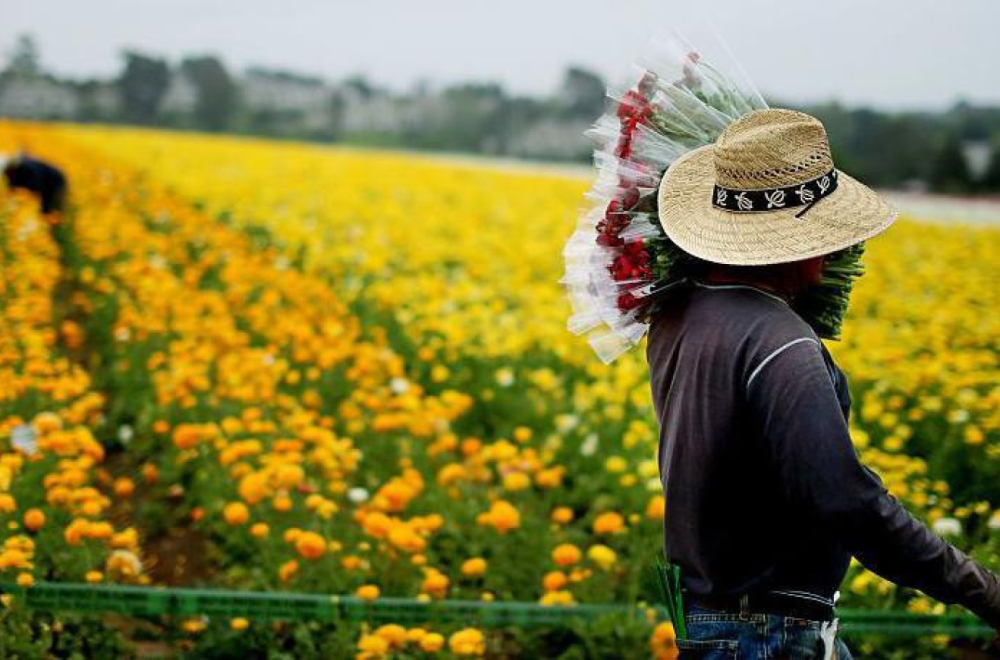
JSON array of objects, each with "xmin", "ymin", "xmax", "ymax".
[{"xmin": 657, "ymin": 108, "xmax": 897, "ymax": 266}]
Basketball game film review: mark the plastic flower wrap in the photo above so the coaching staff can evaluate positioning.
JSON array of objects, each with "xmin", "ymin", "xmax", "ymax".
[{"xmin": 561, "ymin": 34, "xmax": 769, "ymax": 363}]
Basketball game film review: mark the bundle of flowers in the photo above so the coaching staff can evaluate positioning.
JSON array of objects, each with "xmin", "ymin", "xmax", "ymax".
[
  {"xmin": 561, "ymin": 37, "xmax": 767, "ymax": 363},
  {"xmin": 561, "ymin": 36, "xmax": 864, "ymax": 362}
]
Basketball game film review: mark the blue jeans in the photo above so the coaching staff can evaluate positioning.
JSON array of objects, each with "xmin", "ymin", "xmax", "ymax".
[{"xmin": 677, "ymin": 603, "xmax": 853, "ymax": 659}]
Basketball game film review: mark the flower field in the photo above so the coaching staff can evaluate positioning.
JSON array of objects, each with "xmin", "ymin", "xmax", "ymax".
[{"xmin": 1, "ymin": 120, "xmax": 1000, "ymax": 658}]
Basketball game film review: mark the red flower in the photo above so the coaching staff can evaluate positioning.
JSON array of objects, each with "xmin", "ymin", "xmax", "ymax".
[
  {"xmin": 609, "ymin": 240, "xmax": 653, "ymax": 282},
  {"xmin": 611, "ymin": 255, "xmax": 634, "ymax": 281},
  {"xmin": 617, "ymin": 291, "xmax": 645, "ymax": 311},
  {"xmin": 596, "ymin": 233, "xmax": 623, "ymax": 247}
]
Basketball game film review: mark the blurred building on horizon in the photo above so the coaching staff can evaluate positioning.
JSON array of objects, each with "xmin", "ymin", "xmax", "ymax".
[{"xmin": 2, "ymin": 33, "xmax": 999, "ymax": 194}]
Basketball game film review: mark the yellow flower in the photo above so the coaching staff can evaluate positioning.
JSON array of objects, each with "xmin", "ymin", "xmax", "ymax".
[
  {"xmin": 420, "ymin": 632, "xmax": 445, "ymax": 652},
  {"xmin": 539, "ymin": 590, "xmax": 576, "ymax": 606},
  {"xmin": 448, "ymin": 628, "xmax": 486, "ymax": 656},
  {"xmin": 965, "ymin": 426, "xmax": 985, "ymax": 445},
  {"xmin": 502, "ymin": 471, "xmax": 530, "ymax": 491},
  {"xmin": 230, "ymin": 618, "xmax": 249, "ymax": 630},
  {"xmin": 587, "ymin": 544, "xmax": 617, "ymax": 570},
  {"xmin": 356, "ymin": 633, "xmax": 389, "ymax": 656},
  {"xmin": 181, "ymin": 618, "xmax": 207, "ymax": 634},
  {"xmin": 605, "ymin": 456, "xmax": 627, "ymax": 473},
  {"xmin": 513, "ymin": 426, "xmax": 533, "ymax": 442}
]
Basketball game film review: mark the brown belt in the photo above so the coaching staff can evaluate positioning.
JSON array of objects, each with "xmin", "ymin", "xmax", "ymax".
[{"xmin": 685, "ymin": 590, "xmax": 836, "ymax": 622}]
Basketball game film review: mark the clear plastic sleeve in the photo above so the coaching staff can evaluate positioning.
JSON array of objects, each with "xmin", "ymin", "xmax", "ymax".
[{"xmin": 561, "ymin": 30, "xmax": 767, "ymax": 363}]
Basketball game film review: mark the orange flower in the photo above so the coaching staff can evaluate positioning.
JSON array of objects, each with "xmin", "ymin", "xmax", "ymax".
[
  {"xmin": 551, "ymin": 543, "xmax": 582, "ymax": 567},
  {"xmin": 223, "ymin": 502, "xmax": 249, "ymax": 526},
  {"xmin": 294, "ymin": 531, "xmax": 326, "ymax": 560},
  {"xmin": 534, "ymin": 466, "xmax": 565, "ymax": 489},
  {"xmin": 421, "ymin": 569, "xmax": 450, "ymax": 598},
  {"xmin": 23, "ymin": 508, "xmax": 45, "ymax": 532},
  {"xmin": 646, "ymin": 495, "xmax": 666, "ymax": 520},
  {"xmin": 64, "ymin": 519, "xmax": 88, "ymax": 546},
  {"xmin": 461, "ymin": 557, "xmax": 487, "ymax": 577},
  {"xmin": 374, "ymin": 623, "xmax": 407, "ymax": 648},
  {"xmin": 357, "ymin": 634, "xmax": 389, "ymax": 656},
  {"xmin": 550, "ymin": 506, "xmax": 574, "ymax": 524},
  {"xmin": 278, "ymin": 559, "xmax": 299, "ymax": 583},
  {"xmin": 476, "ymin": 499, "xmax": 520, "ymax": 534},
  {"xmin": 272, "ymin": 493, "xmax": 293, "ymax": 512},
  {"xmin": 593, "ymin": 511, "xmax": 626, "ymax": 535},
  {"xmin": 650, "ymin": 621, "xmax": 679, "ymax": 660},
  {"xmin": 360, "ymin": 511, "xmax": 392, "ymax": 538},
  {"xmin": 543, "ymin": 570, "xmax": 568, "ymax": 591},
  {"xmin": 141, "ymin": 462, "xmax": 159, "ymax": 484},
  {"xmin": 113, "ymin": 477, "xmax": 135, "ymax": 498},
  {"xmin": 172, "ymin": 424, "xmax": 202, "ymax": 450},
  {"xmin": 388, "ymin": 524, "xmax": 426, "ymax": 554},
  {"xmin": 356, "ymin": 584, "xmax": 380, "ymax": 601}
]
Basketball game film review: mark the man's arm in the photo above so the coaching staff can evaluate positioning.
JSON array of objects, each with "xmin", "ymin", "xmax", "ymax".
[{"xmin": 747, "ymin": 338, "xmax": 1000, "ymax": 628}]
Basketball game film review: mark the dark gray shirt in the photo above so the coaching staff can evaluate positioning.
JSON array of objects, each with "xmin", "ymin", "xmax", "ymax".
[{"xmin": 646, "ymin": 280, "xmax": 1000, "ymax": 626}]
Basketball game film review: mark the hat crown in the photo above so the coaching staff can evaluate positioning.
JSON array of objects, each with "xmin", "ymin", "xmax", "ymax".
[{"xmin": 713, "ymin": 109, "xmax": 833, "ymax": 190}]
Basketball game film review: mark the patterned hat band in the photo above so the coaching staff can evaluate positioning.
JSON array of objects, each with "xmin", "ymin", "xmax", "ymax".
[{"xmin": 712, "ymin": 168, "xmax": 839, "ymax": 218}]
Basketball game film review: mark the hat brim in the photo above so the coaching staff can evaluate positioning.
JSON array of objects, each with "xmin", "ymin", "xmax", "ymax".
[{"xmin": 657, "ymin": 145, "xmax": 898, "ymax": 266}]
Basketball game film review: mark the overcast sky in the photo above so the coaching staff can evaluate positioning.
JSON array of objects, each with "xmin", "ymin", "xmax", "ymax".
[{"xmin": 2, "ymin": 0, "xmax": 997, "ymax": 110}]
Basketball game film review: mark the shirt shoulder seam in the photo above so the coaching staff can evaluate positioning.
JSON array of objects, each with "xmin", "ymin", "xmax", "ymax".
[
  {"xmin": 746, "ymin": 336, "xmax": 821, "ymax": 389},
  {"xmin": 691, "ymin": 280, "xmax": 790, "ymax": 307}
]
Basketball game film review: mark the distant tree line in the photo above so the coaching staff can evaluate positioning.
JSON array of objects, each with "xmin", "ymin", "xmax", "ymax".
[{"xmin": 2, "ymin": 34, "xmax": 999, "ymax": 193}]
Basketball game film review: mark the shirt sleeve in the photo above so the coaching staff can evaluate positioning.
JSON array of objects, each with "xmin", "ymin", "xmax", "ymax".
[{"xmin": 747, "ymin": 338, "xmax": 1000, "ymax": 628}]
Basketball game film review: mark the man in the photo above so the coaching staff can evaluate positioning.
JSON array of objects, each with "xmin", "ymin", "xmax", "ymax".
[
  {"xmin": 649, "ymin": 108, "xmax": 1000, "ymax": 657},
  {"xmin": 1, "ymin": 151, "xmax": 68, "ymax": 213}
]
